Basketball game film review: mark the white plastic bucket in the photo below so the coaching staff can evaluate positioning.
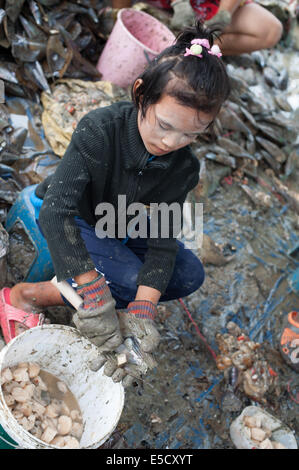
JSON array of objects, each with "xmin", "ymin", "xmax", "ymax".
[
  {"xmin": 97, "ymin": 8, "xmax": 175, "ymax": 88},
  {"xmin": 230, "ymin": 406, "xmax": 298, "ymax": 449},
  {"xmin": 0, "ymin": 325, "xmax": 125, "ymax": 449}
]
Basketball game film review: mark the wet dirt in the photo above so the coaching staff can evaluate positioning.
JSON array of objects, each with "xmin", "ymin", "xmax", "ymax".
[
  {"xmin": 7, "ymin": 220, "xmax": 36, "ymax": 284},
  {"xmin": 1, "ymin": 36, "xmax": 299, "ymax": 449},
  {"xmin": 108, "ymin": 167, "xmax": 299, "ymax": 449},
  {"xmin": 2, "ymin": 133, "xmax": 299, "ymax": 450},
  {"xmin": 39, "ymin": 165, "xmax": 299, "ymax": 449}
]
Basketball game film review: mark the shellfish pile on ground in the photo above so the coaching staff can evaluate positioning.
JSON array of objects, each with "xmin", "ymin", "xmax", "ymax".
[
  {"xmin": 215, "ymin": 321, "xmax": 279, "ymax": 401},
  {"xmin": 1, "ymin": 362, "xmax": 83, "ymax": 448}
]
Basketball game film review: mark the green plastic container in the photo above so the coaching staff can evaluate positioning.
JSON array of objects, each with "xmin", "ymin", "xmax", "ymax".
[{"xmin": 0, "ymin": 424, "xmax": 18, "ymax": 449}]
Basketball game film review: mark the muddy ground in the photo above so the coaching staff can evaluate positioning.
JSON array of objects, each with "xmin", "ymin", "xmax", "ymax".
[
  {"xmin": 109, "ymin": 41, "xmax": 299, "ymax": 450},
  {"xmin": 22, "ymin": 162, "xmax": 297, "ymax": 450},
  {"xmin": 1, "ymin": 27, "xmax": 299, "ymax": 450},
  {"xmin": 114, "ymin": 166, "xmax": 299, "ymax": 449}
]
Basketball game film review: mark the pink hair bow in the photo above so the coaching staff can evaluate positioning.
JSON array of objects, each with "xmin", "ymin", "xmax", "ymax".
[
  {"xmin": 192, "ymin": 38, "xmax": 211, "ymax": 49},
  {"xmin": 184, "ymin": 38, "xmax": 222, "ymax": 58}
]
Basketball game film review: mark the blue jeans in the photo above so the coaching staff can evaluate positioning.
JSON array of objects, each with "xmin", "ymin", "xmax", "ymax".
[{"xmin": 65, "ymin": 217, "xmax": 205, "ymax": 309}]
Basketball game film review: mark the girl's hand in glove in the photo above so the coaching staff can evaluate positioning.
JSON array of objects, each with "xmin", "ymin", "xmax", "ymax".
[
  {"xmin": 89, "ymin": 300, "xmax": 160, "ymax": 388},
  {"xmin": 117, "ymin": 300, "xmax": 160, "ymax": 353},
  {"xmin": 72, "ymin": 275, "xmax": 122, "ymax": 351},
  {"xmin": 170, "ymin": 0, "xmax": 194, "ymax": 29}
]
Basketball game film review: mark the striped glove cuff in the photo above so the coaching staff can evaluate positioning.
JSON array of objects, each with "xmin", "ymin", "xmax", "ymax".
[
  {"xmin": 77, "ymin": 275, "xmax": 112, "ymax": 310},
  {"xmin": 126, "ymin": 300, "xmax": 157, "ymax": 320}
]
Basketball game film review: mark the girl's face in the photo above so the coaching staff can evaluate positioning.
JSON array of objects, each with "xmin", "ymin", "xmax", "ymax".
[{"xmin": 137, "ymin": 93, "xmax": 214, "ymax": 156}]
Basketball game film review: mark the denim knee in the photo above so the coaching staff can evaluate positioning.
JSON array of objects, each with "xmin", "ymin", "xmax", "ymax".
[
  {"xmin": 182, "ymin": 257, "xmax": 205, "ymax": 296},
  {"xmin": 193, "ymin": 258, "xmax": 205, "ymax": 290},
  {"xmin": 108, "ymin": 270, "xmax": 139, "ymax": 304},
  {"xmin": 161, "ymin": 250, "xmax": 205, "ymax": 302}
]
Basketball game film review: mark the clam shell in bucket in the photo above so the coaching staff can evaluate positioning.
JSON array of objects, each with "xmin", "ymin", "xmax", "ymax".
[{"xmin": 0, "ymin": 325, "xmax": 124, "ymax": 449}]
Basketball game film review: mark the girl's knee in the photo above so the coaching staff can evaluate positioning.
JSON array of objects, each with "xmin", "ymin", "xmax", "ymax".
[
  {"xmin": 16, "ymin": 283, "xmax": 36, "ymax": 302},
  {"xmin": 192, "ymin": 259, "xmax": 205, "ymax": 291},
  {"xmin": 107, "ymin": 269, "xmax": 139, "ymax": 303},
  {"xmin": 180, "ymin": 257, "xmax": 205, "ymax": 296},
  {"xmin": 110, "ymin": 285, "xmax": 137, "ymax": 307},
  {"xmin": 265, "ymin": 18, "xmax": 283, "ymax": 48}
]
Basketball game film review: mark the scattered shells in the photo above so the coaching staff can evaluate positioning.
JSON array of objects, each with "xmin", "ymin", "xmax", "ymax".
[
  {"xmin": 50, "ymin": 435, "xmax": 65, "ymax": 447},
  {"xmin": 70, "ymin": 409, "xmax": 82, "ymax": 422},
  {"xmin": 1, "ymin": 368, "xmax": 13, "ymax": 384},
  {"xmin": 244, "ymin": 416, "xmax": 257, "ymax": 428},
  {"xmin": 31, "ymin": 425, "xmax": 42, "ymax": 440},
  {"xmin": 57, "ymin": 381, "xmax": 68, "ymax": 394},
  {"xmin": 259, "ymin": 438, "xmax": 273, "ymax": 449},
  {"xmin": 19, "ymin": 416, "xmax": 35, "ymax": 432},
  {"xmin": 13, "ymin": 367, "xmax": 30, "ymax": 383},
  {"xmin": 28, "ymin": 363, "xmax": 40, "ymax": 379},
  {"xmin": 215, "ymin": 322, "xmax": 278, "ymax": 400},
  {"xmin": 32, "ymin": 401, "xmax": 46, "ymax": 417},
  {"xmin": 60, "ymin": 402, "xmax": 70, "ymax": 417},
  {"xmin": 1, "ymin": 363, "xmax": 84, "ymax": 448},
  {"xmin": 251, "ymin": 427, "xmax": 266, "ymax": 442},
  {"xmin": 63, "ymin": 436, "xmax": 80, "ymax": 449},
  {"xmin": 244, "ymin": 415, "xmax": 261, "ymax": 428},
  {"xmin": 71, "ymin": 422, "xmax": 84, "ymax": 439},
  {"xmin": 23, "ymin": 383, "xmax": 35, "ymax": 399},
  {"xmin": 41, "ymin": 426, "xmax": 57, "ymax": 444},
  {"xmin": 11, "ymin": 387, "xmax": 30, "ymax": 403},
  {"xmin": 242, "ymin": 413, "xmax": 287, "ymax": 449},
  {"xmin": 45, "ymin": 403, "xmax": 60, "ymax": 418},
  {"xmin": 117, "ymin": 353, "xmax": 127, "ymax": 367},
  {"xmin": 32, "ymin": 375, "xmax": 48, "ymax": 391},
  {"xmin": 57, "ymin": 415, "xmax": 72, "ymax": 435},
  {"xmin": 16, "ymin": 402, "xmax": 32, "ymax": 417},
  {"xmin": 3, "ymin": 393, "xmax": 15, "ymax": 407},
  {"xmin": 216, "ymin": 355, "xmax": 232, "ymax": 370},
  {"xmin": 226, "ymin": 322, "xmax": 242, "ymax": 337},
  {"xmin": 3, "ymin": 381, "xmax": 19, "ymax": 394}
]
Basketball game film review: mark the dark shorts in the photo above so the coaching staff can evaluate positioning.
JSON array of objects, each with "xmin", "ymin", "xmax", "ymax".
[
  {"xmin": 147, "ymin": 0, "xmax": 253, "ymax": 21},
  {"xmin": 64, "ymin": 217, "xmax": 205, "ymax": 309}
]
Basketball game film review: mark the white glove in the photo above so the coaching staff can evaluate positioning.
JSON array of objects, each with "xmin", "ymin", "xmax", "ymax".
[
  {"xmin": 205, "ymin": 10, "xmax": 232, "ymax": 30},
  {"xmin": 170, "ymin": 0, "xmax": 195, "ymax": 29}
]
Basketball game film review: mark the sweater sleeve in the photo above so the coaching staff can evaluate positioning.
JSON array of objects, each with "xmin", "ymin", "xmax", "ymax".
[
  {"xmin": 136, "ymin": 167, "xmax": 199, "ymax": 295},
  {"xmin": 38, "ymin": 116, "xmax": 105, "ymax": 281}
]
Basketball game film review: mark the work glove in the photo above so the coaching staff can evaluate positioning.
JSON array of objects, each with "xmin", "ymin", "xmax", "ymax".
[
  {"xmin": 170, "ymin": 0, "xmax": 194, "ymax": 29},
  {"xmin": 72, "ymin": 275, "xmax": 122, "ymax": 351},
  {"xmin": 205, "ymin": 10, "xmax": 232, "ymax": 31},
  {"xmin": 89, "ymin": 300, "xmax": 161, "ymax": 388}
]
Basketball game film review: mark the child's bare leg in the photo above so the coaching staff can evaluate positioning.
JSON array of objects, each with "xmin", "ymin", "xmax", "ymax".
[
  {"xmin": 10, "ymin": 282, "xmax": 64, "ymax": 312},
  {"xmin": 9, "ymin": 282, "xmax": 65, "ymax": 335},
  {"xmin": 217, "ymin": 3, "xmax": 283, "ymax": 55}
]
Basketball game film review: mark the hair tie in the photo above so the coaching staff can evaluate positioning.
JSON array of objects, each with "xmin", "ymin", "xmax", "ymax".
[
  {"xmin": 184, "ymin": 39, "xmax": 222, "ymax": 58},
  {"xmin": 208, "ymin": 45, "xmax": 222, "ymax": 58}
]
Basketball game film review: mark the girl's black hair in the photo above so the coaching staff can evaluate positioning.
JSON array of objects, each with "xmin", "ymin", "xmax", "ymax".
[{"xmin": 132, "ymin": 21, "xmax": 230, "ymax": 118}]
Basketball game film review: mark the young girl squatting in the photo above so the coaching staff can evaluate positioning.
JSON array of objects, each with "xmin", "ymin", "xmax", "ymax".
[{"xmin": 1, "ymin": 22, "xmax": 231, "ymax": 387}]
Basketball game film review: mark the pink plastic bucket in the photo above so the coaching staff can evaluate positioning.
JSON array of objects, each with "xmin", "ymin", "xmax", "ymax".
[{"xmin": 96, "ymin": 8, "xmax": 175, "ymax": 88}]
